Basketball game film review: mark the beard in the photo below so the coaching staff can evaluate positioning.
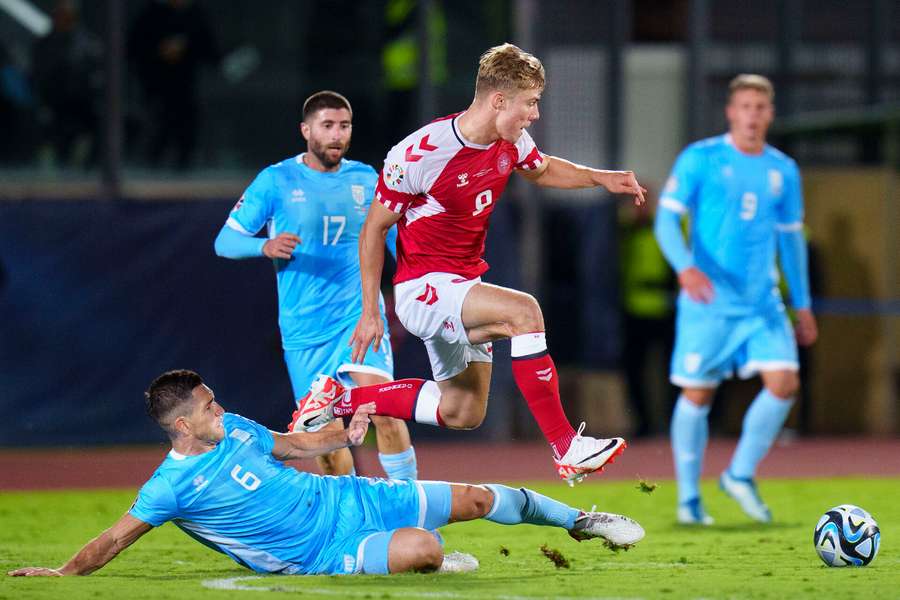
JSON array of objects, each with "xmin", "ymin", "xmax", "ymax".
[{"xmin": 309, "ymin": 139, "xmax": 349, "ymax": 169}]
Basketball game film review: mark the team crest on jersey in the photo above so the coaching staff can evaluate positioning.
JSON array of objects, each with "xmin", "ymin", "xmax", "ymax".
[
  {"xmin": 768, "ymin": 169, "xmax": 783, "ymax": 197},
  {"xmin": 343, "ymin": 554, "xmax": 356, "ymax": 573},
  {"xmin": 230, "ymin": 428, "xmax": 251, "ymax": 443},
  {"xmin": 497, "ymin": 153, "xmax": 513, "ymax": 175},
  {"xmin": 351, "ymin": 184, "xmax": 365, "ymax": 204},
  {"xmin": 192, "ymin": 475, "xmax": 209, "ymax": 492},
  {"xmin": 384, "ymin": 163, "xmax": 405, "ymax": 188},
  {"xmin": 664, "ymin": 176, "xmax": 678, "ymax": 193}
]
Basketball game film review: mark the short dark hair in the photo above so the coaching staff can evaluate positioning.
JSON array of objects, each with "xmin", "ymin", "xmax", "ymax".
[
  {"xmin": 302, "ymin": 90, "xmax": 352, "ymax": 122},
  {"xmin": 145, "ymin": 370, "xmax": 204, "ymax": 429}
]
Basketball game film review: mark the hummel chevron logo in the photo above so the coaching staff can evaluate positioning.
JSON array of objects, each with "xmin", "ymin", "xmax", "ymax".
[
  {"xmin": 536, "ymin": 367, "xmax": 553, "ymax": 382},
  {"xmin": 405, "ymin": 134, "xmax": 438, "ymax": 162},
  {"xmin": 416, "ymin": 283, "xmax": 439, "ymax": 305}
]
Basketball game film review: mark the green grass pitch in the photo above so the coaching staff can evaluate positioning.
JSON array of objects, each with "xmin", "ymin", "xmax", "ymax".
[{"xmin": 1, "ymin": 478, "xmax": 896, "ymax": 599}]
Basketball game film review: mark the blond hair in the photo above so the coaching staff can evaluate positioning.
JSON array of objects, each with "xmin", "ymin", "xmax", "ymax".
[
  {"xmin": 475, "ymin": 43, "xmax": 545, "ymax": 96},
  {"xmin": 728, "ymin": 74, "xmax": 775, "ymax": 101}
]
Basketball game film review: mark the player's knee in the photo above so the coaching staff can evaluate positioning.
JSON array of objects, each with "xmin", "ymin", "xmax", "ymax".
[
  {"xmin": 439, "ymin": 401, "xmax": 486, "ymax": 429},
  {"xmin": 410, "ymin": 533, "xmax": 443, "ymax": 572},
  {"xmin": 765, "ymin": 373, "xmax": 799, "ymax": 400},
  {"xmin": 510, "ymin": 294, "xmax": 544, "ymax": 334},
  {"xmin": 682, "ymin": 388, "xmax": 714, "ymax": 406}
]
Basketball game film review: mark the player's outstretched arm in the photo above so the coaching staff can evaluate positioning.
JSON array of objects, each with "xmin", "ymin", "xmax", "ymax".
[
  {"xmin": 271, "ymin": 403, "xmax": 376, "ymax": 460},
  {"xmin": 351, "ymin": 202, "xmax": 402, "ymax": 363},
  {"xmin": 519, "ymin": 156, "xmax": 646, "ymax": 205},
  {"xmin": 8, "ymin": 513, "xmax": 152, "ymax": 577}
]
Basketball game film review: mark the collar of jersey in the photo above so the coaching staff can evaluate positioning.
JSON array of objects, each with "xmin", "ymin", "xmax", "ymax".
[
  {"xmin": 723, "ymin": 133, "xmax": 767, "ymax": 157},
  {"xmin": 295, "ymin": 153, "xmax": 347, "ymax": 175},
  {"xmin": 452, "ymin": 113, "xmax": 494, "ymax": 150},
  {"xmin": 168, "ymin": 447, "xmax": 216, "ymax": 460}
]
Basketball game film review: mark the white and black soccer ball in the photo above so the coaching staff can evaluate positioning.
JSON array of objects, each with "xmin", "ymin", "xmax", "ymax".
[{"xmin": 813, "ymin": 504, "xmax": 880, "ymax": 567}]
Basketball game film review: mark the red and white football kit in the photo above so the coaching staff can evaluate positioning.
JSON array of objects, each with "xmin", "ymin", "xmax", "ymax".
[
  {"xmin": 376, "ymin": 113, "xmax": 543, "ymax": 382},
  {"xmin": 334, "ymin": 113, "xmax": 627, "ymax": 483}
]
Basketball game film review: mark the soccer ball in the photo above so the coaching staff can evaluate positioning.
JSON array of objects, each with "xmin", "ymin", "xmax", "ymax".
[{"xmin": 813, "ymin": 504, "xmax": 880, "ymax": 567}]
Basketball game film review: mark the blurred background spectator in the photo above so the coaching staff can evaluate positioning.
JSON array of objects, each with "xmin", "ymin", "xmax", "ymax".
[
  {"xmin": 0, "ymin": 39, "xmax": 36, "ymax": 164},
  {"xmin": 618, "ymin": 193, "xmax": 677, "ymax": 437},
  {"xmin": 31, "ymin": 0, "xmax": 103, "ymax": 169},
  {"xmin": 127, "ymin": 0, "xmax": 220, "ymax": 170}
]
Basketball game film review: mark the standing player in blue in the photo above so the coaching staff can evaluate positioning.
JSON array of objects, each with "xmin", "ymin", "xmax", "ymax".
[
  {"xmin": 655, "ymin": 75, "xmax": 818, "ymax": 525},
  {"xmin": 214, "ymin": 91, "xmax": 417, "ymax": 479},
  {"xmin": 8, "ymin": 370, "xmax": 644, "ymax": 577}
]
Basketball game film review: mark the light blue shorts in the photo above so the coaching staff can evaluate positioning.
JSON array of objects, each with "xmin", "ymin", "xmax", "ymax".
[
  {"xmin": 670, "ymin": 302, "xmax": 798, "ymax": 389},
  {"xmin": 284, "ymin": 320, "xmax": 394, "ymax": 401},
  {"xmin": 315, "ymin": 478, "xmax": 452, "ymax": 575}
]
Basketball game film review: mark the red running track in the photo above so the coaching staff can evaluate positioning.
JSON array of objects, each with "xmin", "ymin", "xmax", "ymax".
[{"xmin": 1, "ymin": 437, "xmax": 898, "ymax": 491}]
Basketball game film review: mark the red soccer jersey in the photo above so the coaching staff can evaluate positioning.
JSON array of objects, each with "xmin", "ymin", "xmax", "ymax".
[{"xmin": 375, "ymin": 112, "xmax": 544, "ymax": 284}]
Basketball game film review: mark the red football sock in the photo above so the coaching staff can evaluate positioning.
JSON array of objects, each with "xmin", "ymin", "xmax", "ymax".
[
  {"xmin": 334, "ymin": 379, "xmax": 444, "ymax": 426},
  {"xmin": 510, "ymin": 333, "xmax": 576, "ymax": 458}
]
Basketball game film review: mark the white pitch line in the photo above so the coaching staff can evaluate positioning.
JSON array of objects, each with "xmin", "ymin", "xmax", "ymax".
[{"xmin": 201, "ymin": 576, "xmax": 645, "ymax": 599}]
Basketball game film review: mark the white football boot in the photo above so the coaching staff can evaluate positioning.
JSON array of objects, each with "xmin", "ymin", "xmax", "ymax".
[
  {"xmin": 288, "ymin": 374, "xmax": 345, "ymax": 432},
  {"xmin": 554, "ymin": 423, "xmax": 626, "ymax": 486},
  {"xmin": 438, "ymin": 551, "xmax": 479, "ymax": 573},
  {"xmin": 719, "ymin": 471, "xmax": 772, "ymax": 523},
  {"xmin": 568, "ymin": 508, "xmax": 645, "ymax": 547}
]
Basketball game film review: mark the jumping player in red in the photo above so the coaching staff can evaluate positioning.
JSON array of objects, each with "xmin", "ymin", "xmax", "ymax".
[{"xmin": 293, "ymin": 43, "xmax": 646, "ymax": 485}]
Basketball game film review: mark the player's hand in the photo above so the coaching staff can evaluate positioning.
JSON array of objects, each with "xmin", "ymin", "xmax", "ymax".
[
  {"xmin": 262, "ymin": 233, "xmax": 301, "ymax": 260},
  {"xmin": 599, "ymin": 170, "xmax": 647, "ymax": 206},
  {"xmin": 794, "ymin": 308, "xmax": 818, "ymax": 347},
  {"xmin": 349, "ymin": 312, "xmax": 384, "ymax": 364},
  {"xmin": 678, "ymin": 267, "xmax": 715, "ymax": 303},
  {"xmin": 346, "ymin": 402, "xmax": 375, "ymax": 446},
  {"xmin": 8, "ymin": 567, "xmax": 64, "ymax": 577}
]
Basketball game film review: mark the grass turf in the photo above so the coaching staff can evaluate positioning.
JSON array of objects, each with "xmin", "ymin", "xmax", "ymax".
[{"xmin": 0, "ymin": 478, "xmax": 896, "ymax": 599}]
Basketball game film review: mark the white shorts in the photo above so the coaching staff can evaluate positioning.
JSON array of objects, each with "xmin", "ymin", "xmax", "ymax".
[{"xmin": 394, "ymin": 272, "xmax": 493, "ymax": 381}]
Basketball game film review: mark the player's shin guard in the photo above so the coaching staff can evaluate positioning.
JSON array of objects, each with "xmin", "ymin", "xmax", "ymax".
[
  {"xmin": 510, "ymin": 332, "xmax": 576, "ymax": 458},
  {"xmin": 671, "ymin": 395, "xmax": 711, "ymax": 505},
  {"xmin": 728, "ymin": 389, "xmax": 794, "ymax": 480},
  {"xmin": 379, "ymin": 446, "xmax": 418, "ymax": 480},
  {"xmin": 484, "ymin": 484, "xmax": 579, "ymax": 530},
  {"xmin": 334, "ymin": 379, "xmax": 443, "ymax": 426}
]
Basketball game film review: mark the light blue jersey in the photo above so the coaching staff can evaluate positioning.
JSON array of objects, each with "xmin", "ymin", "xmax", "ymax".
[
  {"xmin": 223, "ymin": 155, "xmax": 397, "ymax": 350},
  {"xmin": 129, "ymin": 413, "xmax": 421, "ymax": 575},
  {"xmin": 656, "ymin": 134, "xmax": 806, "ymax": 316},
  {"xmin": 656, "ymin": 134, "xmax": 810, "ymax": 386}
]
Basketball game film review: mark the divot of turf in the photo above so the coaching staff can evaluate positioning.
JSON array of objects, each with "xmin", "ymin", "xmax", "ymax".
[
  {"xmin": 636, "ymin": 479, "xmax": 658, "ymax": 494},
  {"xmin": 539, "ymin": 544, "xmax": 570, "ymax": 569}
]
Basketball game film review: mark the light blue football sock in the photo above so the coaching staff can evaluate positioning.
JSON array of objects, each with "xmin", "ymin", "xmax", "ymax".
[
  {"xmin": 728, "ymin": 389, "xmax": 794, "ymax": 480},
  {"xmin": 484, "ymin": 484, "xmax": 579, "ymax": 530},
  {"xmin": 378, "ymin": 446, "xmax": 418, "ymax": 480},
  {"xmin": 671, "ymin": 395, "xmax": 711, "ymax": 505}
]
